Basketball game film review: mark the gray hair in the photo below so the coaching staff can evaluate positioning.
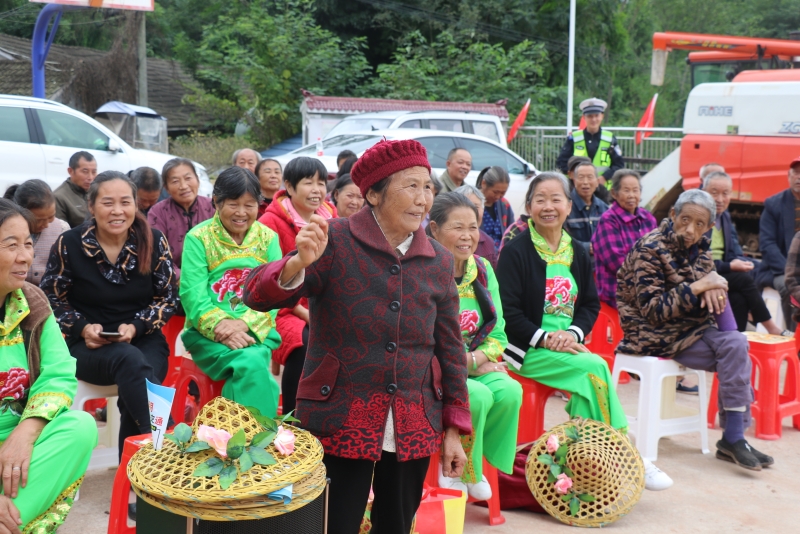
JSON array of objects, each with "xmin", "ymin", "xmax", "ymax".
[
  {"xmin": 674, "ymin": 189, "xmax": 716, "ymax": 224},
  {"xmin": 425, "ymin": 192, "xmax": 479, "ymax": 237},
  {"xmin": 610, "ymin": 168, "xmax": 642, "ymax": 193},
  {"xmin": 701, "ymin": 171, "xmax": 732, "ymax": 190},
  {"xmin": 525, "ymin": 171, "xmax": 571, "ymax": 206},
  {"xmin": 453, "ymin": 184, "xmax": 485, "ymax": 203},
  {"xmin": 231, "ymin": 148, "xmax": 262, "ymax": 166},
  {"xmin": 699, "ymin": 162, "xmax": 724, "ymax": 179}
]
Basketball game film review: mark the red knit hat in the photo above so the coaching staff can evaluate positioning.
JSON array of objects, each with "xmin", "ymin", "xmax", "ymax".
[{"xmin": 350, "ymin": 139, "xmax": 431, "ymax": 197}]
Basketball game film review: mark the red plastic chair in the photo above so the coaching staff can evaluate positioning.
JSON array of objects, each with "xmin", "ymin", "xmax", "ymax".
[
  {"xmin": 170, "ymin": 357, "xmax": 224, "ymax": 425},
  {"xmin": 586, "ymin": 302, "xmax": 629, "ymax": 384},
  {"xmin": 707, "ymin": 334, "xmax": 800, "ymax": 439},
  {"xmin": 424, "ymin": 448, "xmax": 504, "ymax": 526},
  {"xmin": 108, "ymin": 433, "xmax": 150, "ymax": 534},
  {"xmin": 508, "ymin": 373, "xmax": 556, "ymax": 445},
  {"xmin": 161, "ymin": 316, "xmax": 186, "ymax": 388}
]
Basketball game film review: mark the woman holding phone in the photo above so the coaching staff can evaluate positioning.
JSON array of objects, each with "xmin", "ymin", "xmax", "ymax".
[{"xmin": 41, "ymin": 171, "xmax": 177, "ymax": 456}]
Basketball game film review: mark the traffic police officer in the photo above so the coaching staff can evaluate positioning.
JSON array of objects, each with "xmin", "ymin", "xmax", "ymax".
[{"xmin": 556, "ymin": 97, "xmax": 624, "ymax": 188}]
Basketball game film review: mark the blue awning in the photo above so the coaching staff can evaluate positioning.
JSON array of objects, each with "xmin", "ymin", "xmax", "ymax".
[{"xmin": 261, "ymin": 134, "xmax": 303, "ymax": 158}]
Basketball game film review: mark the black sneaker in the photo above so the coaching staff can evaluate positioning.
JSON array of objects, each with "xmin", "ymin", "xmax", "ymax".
[
  {"xmin": 715, "ymin": 445, "xmax": 774, "ymax": 468},
  {"xmin": 716, "ymin": 438, "xmax": 762, "ymax": 471}
]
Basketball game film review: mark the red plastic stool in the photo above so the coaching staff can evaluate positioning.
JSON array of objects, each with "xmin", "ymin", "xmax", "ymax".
[
  {"xmin": 170, "ymin": 357, "xmax": 224, "ymax": 425},
  {"xmin": 586, "ymin": 303, "xmax": 629, "ymax": 384},
  {"xmin": 508, "ymin": 373, "xmax": 555, "ymax": 445},
  {"xmin": 424, "ymin": 448, "xmax": 504, "ymax": 526},
  {"xmin": 161, "ymin": 317, "xmax": 186, "ymax": 388},
  {"xmin": 108, "ymin": 433, "xmax": 150, "ymax": 534},
  {"xmin": 707, "ymin": 333, "xmax": 800, "ymax": 439}
]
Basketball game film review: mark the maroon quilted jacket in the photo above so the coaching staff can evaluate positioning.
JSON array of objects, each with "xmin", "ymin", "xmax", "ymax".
[{"xmin": 243, "ymin": 208, "xmax": 472, "ymax": 461}]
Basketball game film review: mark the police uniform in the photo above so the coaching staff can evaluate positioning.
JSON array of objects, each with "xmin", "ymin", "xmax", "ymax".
[{"xmin": 556, "ymin": 98, "xmax": 625, "ymax": 182}]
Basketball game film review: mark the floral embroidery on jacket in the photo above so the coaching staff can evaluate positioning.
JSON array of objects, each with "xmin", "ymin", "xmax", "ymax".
[
  {"xmin": 211, "ymin": 268, "xmax": 252, "ymax": 311},
  {"xmin": 0, "ymin": 368, "xmax": 30, "ymax": 416},
  {"xmin": 544, "ymin": 276, "xmax": 575, "ymax": 318},
  {"xmin": 459, "ymin": 309, "xmax": 479, "ymax": 336}
]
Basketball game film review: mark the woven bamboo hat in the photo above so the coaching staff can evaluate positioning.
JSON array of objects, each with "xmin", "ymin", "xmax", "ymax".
[
  {"xmin": 127, "ymin": 397, "xmax": 325, "ymax": 519},
  {"xmin": 525, "ymin": 418, "xmax": 644, "ymax": 527}
]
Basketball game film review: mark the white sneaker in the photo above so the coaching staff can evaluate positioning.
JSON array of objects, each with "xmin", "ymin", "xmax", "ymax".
[
  {"xmin": 466, "ymin": 475, "xmax": 492, "ymax": 501},
  {"xmin": 643, "ymin": 458, "xmax": 673, "ymax": 491},
  {"xmin": 438, "ymin": 463, "xmax": 467, "ymax": 494}
]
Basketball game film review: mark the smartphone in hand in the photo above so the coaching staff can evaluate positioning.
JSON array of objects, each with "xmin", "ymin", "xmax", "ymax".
[{"xmin": 99, "ymin": 332, "xmax": 123, "ymax": 338}]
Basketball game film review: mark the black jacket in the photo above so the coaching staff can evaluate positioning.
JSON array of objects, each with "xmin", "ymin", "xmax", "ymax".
[
  {"xmin": 496, "ymin": 226, "xmax": 599, "ymax": 365},
  {"xmin": 705, "ymin": 210, "xmax": 748, "ymax": 274},
  {"xmin": 756, "ymin": 188, "xmax": 798, "ymax": 287}
]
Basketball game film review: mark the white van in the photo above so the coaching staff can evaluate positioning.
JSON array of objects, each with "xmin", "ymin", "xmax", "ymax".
[
  {"xmin": 0, "ymin": 95, "xmax": 213, "ymax": 196},
  {"xmin": 323, "ymin": 111, "xmax": 508, "ymax": 147}
]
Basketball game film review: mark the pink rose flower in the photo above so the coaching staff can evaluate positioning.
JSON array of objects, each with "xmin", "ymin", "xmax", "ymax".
[
  {"xmin": 546, "ymin": 434, "xmax": 560, "ymax": 454},
  {"xmin": 274, "ymin": 425, "xmax": 296, "ymax": 456},
  {"xmin": 0, "ymin": 368, "xmax": 29, "ymax": 400},
  {"xmin": 211, "ymin": 268, "xmax": 252, "ymax": 302},
  {"xmin": 197, "ymin": 425, "xmax": 232, "ymax": 458},
  {"xmin": 459, "ymin": 310, "xmax": 480, "ymax": 335},
  {"xmin": 554, "ymin": 473, "xmax": 573, "ymax": 495}
]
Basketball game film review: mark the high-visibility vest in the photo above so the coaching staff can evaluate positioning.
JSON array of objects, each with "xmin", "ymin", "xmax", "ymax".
[{"xmin": 572, "ymin": 128, "xmax": 614, "ymax": 176}]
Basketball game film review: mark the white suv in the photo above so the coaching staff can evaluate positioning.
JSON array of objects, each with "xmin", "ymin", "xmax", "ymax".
[
  {"xmin": 0, "ymin": 95, "xmax": 212, "ymax": 196},
  {"xmin": 323, "ymin": 111, "xmax": 508, "ymax": 147}
]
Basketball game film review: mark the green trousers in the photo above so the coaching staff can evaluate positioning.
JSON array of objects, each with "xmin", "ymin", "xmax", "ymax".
[
  {"xmin": 512, "ymin": 347, "xmax": 628, "ymax": 431},
  {"xmin": 182, "ymin": 328, "xmax": 280, "ymax": 417},
  {"xmin": 1, "ymin": 410, "xmax": 97, "ymax": 532},
  {"xmin": 462, "ymin": 372, "xmax": 522, "ymax": 483}
]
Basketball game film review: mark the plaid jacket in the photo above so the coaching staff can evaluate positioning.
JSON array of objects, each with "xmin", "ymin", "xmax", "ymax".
[
  {"xmin": 592, "ymin": 202, "xmax": 657, "ymax": 307},
  {"xmin": 616, "ymin": 219, "xmax": 715, "ymax": 358}
]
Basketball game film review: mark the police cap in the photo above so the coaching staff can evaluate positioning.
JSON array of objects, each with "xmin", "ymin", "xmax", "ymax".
[{"xmin": 579, "ymin": 98, "xmax": 607, "ymax": 115}]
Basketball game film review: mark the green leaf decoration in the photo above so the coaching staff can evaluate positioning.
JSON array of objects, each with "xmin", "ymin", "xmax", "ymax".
[
  {"xmin": 227, "ymin": 429, "xmax": 246, "ymax": 460},
  {"xmin": 550, "ymin": 463, "xmax": 562, "ymax": 477},
  {"xmin": 565, "ymin": 426, "xmax": 579, "ymax": 442},
  {"xmin": 173, "ymin": 423, "xmax": 193, "ymax": 444},
  {"xmin": 569, "ymin": 497, "xmax": 580, "ymax": 516},
  {"xmin": 186, "ymin": 441, "xmax": 212, "ymax": 453},
  {"xmin": 219, "ymin": 465, "xmax": 237, "ymax": 490},
  {"xmin": 248, "ymin": 447, "xmax": 276, "ymax": 466},
  {"xmin": 239, "ymin": 450, "xmax": 254, "ymax": 473},
  {"xmin": 560, "ymin": 494, "xmax": 572, "ymax": 502},
  {"xmin": 555, "ymin": 444, "xmax": 569, "ymax": 461},
  {"xmin": 254, "ymin": 414, "xmax": 278, "ymax": 432},
  {"xmin": 245, "ymin": 406, "xmax": 263, "ymax": 417},
  {"xmin": 164, "ymin": 433, "xmax": 180, "ymax": 445},
  {"xmin": 537, "ymin": 454, "xmax": 553, "ymax": 465},
  {"xmin": 547, "ymin": 472, "xmax": 556, "ymax": 484},
  {"xmin": 563, "ymin": 466, "xmax": 575, "ymax": 478},
  {"xmin": 229, "ymin": 296, "xmax": 242, "ymax": 311},
  {"xmin": 251, "ymin": 431, "xmax": 276, "ymax": 449},
  {"xmin": 280, "ymin": 415, "xmax": 300, "ymax": 423},
  {"xmin": 192, "ymin": 457, "xmax": 224, "ymax": 477},
  {"xmin": 578, "ymin": 493, "xmax": 596, "ymax": 502}
]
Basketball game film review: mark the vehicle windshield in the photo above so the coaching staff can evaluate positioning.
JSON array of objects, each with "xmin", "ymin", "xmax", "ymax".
[
  {"xmin": 292, "ymin": 134, "xmax": 383, "ymax": 157},
  {"xmin": 325, "ymin": 119, "xmax": 393, "ymax": 138}
]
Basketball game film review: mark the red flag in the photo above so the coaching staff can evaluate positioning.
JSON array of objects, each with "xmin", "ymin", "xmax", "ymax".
[
  {"xmin": 635, "ymin": 93, "xmax": 658, "ymax": 145},
  {"xmin": 507, "ymin": 99, "xmax": 531, "ymax": 144},
  {"xmin": 578, "ymin": 115, "xmax": 586, "ymax": 130}
]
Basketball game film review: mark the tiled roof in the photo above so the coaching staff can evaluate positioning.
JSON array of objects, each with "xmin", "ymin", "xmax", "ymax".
[
  {"xmin": 301, "ymin": 90, "xmax": 509, "ymax": 119},
  {"xmin": 0, "ymin": 33, "xmax": 211, "ymax": 131}
]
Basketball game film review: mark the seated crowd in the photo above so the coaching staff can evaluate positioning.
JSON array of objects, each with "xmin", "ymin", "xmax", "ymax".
[{"xmin": 0, "ymin": 141, "xmax": 791, "ymax": 533}]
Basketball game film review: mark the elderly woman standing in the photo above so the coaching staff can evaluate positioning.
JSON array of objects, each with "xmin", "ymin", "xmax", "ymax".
[
  {"xmin": 3, "ymin": 180, "xmax": 70, "ymax": 286},
  {"xmin": 477, "ymin": 166, "xmax": 513, "ymax": 251},
  {"xmin": 591, "ymin": 169, "xmax": 657, "ymax": 308},
  {"xmin": 243, "ymin": 140, "xmax": 470, "ymax": 534},
  {"xmin": 617, "ymin": 189, "xmax": 774, "ymax": 472},
  {"xmin": 496, "ymin": 172, "xmax": 672, "ymax": 490},
  {"xmin": 41, "ymin": 172, "xmax": 176, "ymax": 454},
  {"xmin": 0, "ymin": 199, "xmax": 96, "ymax": 533},
  {"xmin": 180, "ymin": 167, "xmax": 282, "ymax": 417},
  {"xmin": 428, "ymin": 192, "xmax": 520, "ymax": 501},
  {"xmin": 148, "ymin": 158, "xmax": 215, "ymax": 281}
]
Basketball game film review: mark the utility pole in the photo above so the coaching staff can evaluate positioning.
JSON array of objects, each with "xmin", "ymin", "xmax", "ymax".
[
  {"xmin": 566, "ymin": 0, "xmax": 576, "ymax": 133},
  {"xmin": 137, "ymin": 11, "xmax": 147, "ymax": 106}
]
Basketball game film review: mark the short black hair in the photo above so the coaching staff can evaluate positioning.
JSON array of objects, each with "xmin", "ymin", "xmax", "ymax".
[
  {"xmin": 0, "ymin": 198, "xmax": 35, "ymax": 234},
  {"xmin": 337, "ymin": 150, "xmax": 357, "ymax": 166},
  {"xmin": 131, "ymin": 167, "xmax": 162, "ymax": 192},
  {"xmin": 214, "ymin": 166, "xmax": 262, "ymax": 205},
  {"xmin": 426, "ymin": 192, "xmax": 479, "ymax": 237},
  {"xmin": 255, "ymin": 158, "xmax": 282, "ymax": 177},
  {"xmin": 447, "ymin": 147, "xmax": 470, "ymax": 162},
  {"xmin": 331, "ymin": 173, "xmax": 354, "ymax": 208},
  {"xmin": 4, "ymin": 179, "xmax": 54, "ymax": 211},
  {"xmin": 69, "ymin": 151, "xmax": 95, "ymax": 170},
  {"xmin": 283, "ymin": 157, "xmax": 329, "ymax": 192},
  {"xmin": 337, "ymin": 156, "xmax": 358, "ymax": 179}
]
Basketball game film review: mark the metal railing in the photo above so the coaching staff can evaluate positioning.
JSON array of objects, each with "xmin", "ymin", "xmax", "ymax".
[{"xmin": 510, "ymin": 126, "xmax": 684, "ymax": 173}]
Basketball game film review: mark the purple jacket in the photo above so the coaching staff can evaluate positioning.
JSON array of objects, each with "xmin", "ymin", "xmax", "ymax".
[{"xmin": 148, "ymin": 196, "xmax": 215, "ymax": 277}]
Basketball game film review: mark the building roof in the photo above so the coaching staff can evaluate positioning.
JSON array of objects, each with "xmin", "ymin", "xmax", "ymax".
[
  {"xmin": 300, "ymin": 89, "xmax": 509, "ymax": 120},
  {"xmin": 0, "ymin": 33, "xmax": 211, "ymax": 131}
]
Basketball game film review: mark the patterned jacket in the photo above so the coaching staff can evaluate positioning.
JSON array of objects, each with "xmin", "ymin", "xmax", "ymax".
[
  {"xmin": 616, "ymin": 219, "xmax": 715, "ymax": 358},
  {"xmin": 242, "ymin": 208, "xmax": 471, "ymax": 462}
]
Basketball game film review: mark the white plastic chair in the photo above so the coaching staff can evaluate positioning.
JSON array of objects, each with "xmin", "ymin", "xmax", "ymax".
[
  {"xmin": 72, "ymin": 381, "xmax": 120, "ymax": 470},
  {"xmin": 612, "ymin": 354, "xmax": 710, "ymax": 462},
  {"xmin": 756, "ymin": 287, "xmax": 786, "ymax": 333}
]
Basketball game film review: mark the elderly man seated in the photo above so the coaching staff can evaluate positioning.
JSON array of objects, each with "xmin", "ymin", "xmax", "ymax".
[{"xmin": 617, "ymin": 189, "xmax": 774, "ymax": 471}]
